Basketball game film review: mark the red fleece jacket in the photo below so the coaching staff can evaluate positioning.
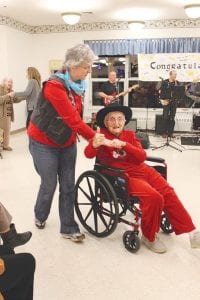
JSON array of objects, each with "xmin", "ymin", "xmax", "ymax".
[
  {"xmin": 28, "ymin": 79, "xmax": 95, "ymax": 147},
  {"xmin": 84, "ymin": 128, "xmax": 148, "ymax": 177}
]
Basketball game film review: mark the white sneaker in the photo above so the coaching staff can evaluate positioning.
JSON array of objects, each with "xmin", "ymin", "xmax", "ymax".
[
  {"xmin": 190, "ymin": 231, "xmax": 200, "ymax": 248},
  {"xmin": 62, "ymin": 232, "xmax": 85, "ymax": 243},
  {"xmin": 141, "ymin": 235, "xmax": 167, "ymax": 253}
]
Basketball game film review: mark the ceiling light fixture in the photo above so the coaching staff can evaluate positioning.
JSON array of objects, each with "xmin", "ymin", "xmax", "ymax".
[
  {"xmin": 61, "ymin": 13, "xmax": 81, "ymax": 25},
  {"xmin": 184, "ymin": 4, "xmax": 200, "ymax": 18},
  {"xmin": 128, "ymin": 21, "xmax": 145, "ymax": 30}
]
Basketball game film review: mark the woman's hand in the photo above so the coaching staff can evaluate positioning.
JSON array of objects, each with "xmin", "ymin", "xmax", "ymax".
[
  {"xmin": 111, "ymin": 139, "xmax": 126, "ymax": 149},
  {"xmin": 0, "ymin": 292, "xmax": 4, "ymax": 300},
  {"xmin": 0, "ymin": 258, "xmax": 5, "ymax": 275},
  {"xmin": 7, "ymin": 92, "xmax": 15, "ymax": 98}
]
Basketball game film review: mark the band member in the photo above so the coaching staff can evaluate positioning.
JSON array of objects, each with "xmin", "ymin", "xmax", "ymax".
[
  {"xmin": 98, "ymin": 71, "xmax": 128, "ymax": 106},
  {"xmin": 185, "ymin": 77, "xmax": 200, "ymax": 108},
  {"xmin": 160, "ymin": 70, "xmax": 179, "ymax": 138}
]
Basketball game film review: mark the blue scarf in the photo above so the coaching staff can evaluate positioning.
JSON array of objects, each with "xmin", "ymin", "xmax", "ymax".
[{"xmin": 55, "ymin": 71, "xmax": 86, "ymax": 96}]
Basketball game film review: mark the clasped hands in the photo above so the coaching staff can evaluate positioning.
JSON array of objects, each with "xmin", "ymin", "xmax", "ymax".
[
  {"xmin": 92, "ymin": 128, "xmax": 126, "ymax": 149},
  {"xmin": 6, "ymin": 92, "xmax": 15, "ymax": 98}
]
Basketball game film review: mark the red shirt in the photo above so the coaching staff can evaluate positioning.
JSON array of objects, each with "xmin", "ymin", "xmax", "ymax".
[
  {"xmin": 84, "ymin": 128, "xmax": 148, "ymax": 177},
  {"xmin": 28, "ymin": 80, "xmax": 95, "ymax": 147}
]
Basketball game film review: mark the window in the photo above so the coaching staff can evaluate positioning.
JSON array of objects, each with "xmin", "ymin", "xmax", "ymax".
[{"xmin": 90, "ymin": 55, "xmax": 193, "ymax": 108}]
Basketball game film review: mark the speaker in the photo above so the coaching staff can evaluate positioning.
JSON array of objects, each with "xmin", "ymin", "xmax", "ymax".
[
  {"xmin": 125, "ymin": 118, "xmax": 137, "ymax": 132},
  {"xmin": 155, "ymin": 114, "xmax": 163, "ymax": 135}
]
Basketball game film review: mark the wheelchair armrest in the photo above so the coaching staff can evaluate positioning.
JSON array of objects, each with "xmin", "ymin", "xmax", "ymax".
[
  {"xmin": 94, "ymin": 163, "xmax": 125, "ymax": 174},
  {"xmin": 146, "ymin": 156, "xmax": 165, "ymax": 163}
]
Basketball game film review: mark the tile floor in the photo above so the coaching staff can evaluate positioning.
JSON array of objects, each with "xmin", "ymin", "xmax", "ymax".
[{"xmin": 1, "ymin": 131, "xmax": 200, "ymax": 300}]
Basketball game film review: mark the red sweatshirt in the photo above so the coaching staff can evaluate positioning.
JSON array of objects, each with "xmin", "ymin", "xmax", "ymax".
[
  {"xmin": 84, "ymin": 128, "xmax": 148, "ymax": 177},
  {"xmin": 28, "ymin": 79, "xmax": 95, "ymax": 147}
]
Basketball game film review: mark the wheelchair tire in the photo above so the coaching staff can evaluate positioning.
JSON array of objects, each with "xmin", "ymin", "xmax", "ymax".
[
  {"xmin": 160, "ymin": 213, "xmax": 174, "ymax": 234},
  {"xmin": 75, "ymin": 170, "xmax": 119, "ymax": 237},
  {"xmin": 123, "ymin": 230, "xmax": 140, "ymax": 253}
]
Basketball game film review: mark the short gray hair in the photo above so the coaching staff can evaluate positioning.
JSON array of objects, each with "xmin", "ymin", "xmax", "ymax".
[
  {"xmin": 2, "ymin": 78, "xmax": 13, "ymax": 85},
  {"xmin": 64, "ymin": 43, "xmax": 97, "ymax": 68}
]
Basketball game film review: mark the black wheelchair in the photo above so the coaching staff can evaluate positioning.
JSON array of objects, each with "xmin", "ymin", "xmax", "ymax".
[{"xmin": 74, "ymin": 156, "xmax": 173, "ymax": 253}]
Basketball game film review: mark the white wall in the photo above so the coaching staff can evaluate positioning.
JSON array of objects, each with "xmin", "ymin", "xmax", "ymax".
[
  {"xmin": 0, "ymin": 26, "xmax": 8, "ymax": 79},
  {"xmin": 1, "ymin": 24, "xmax": 200, "ymax": 131}
]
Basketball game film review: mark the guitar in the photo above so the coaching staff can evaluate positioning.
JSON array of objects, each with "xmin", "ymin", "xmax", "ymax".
[
  {"xmin": 160, "ymin": 99, "xmax": 170, "ymax": 106},
  {"xmin": 103, "ymin": 84, "xmax": 139, "ymax": 106}
]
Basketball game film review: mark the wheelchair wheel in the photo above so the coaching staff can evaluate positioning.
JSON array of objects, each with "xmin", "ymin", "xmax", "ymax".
[
  {"xmin": 123, "ymin": 231, "xmax": 140, "ymax": 253},
  {"xmin": 75, "ymin": 170, "xmax": 119, "ymax": 237},
  {"xmin": 160, "ymin": 213, "xmax": 174, "ymax": 234}
]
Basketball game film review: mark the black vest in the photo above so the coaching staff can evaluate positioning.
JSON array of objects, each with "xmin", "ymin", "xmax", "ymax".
[{"xmin": 31, "ymin": 79, "xmax": 72, "ymax": 145}]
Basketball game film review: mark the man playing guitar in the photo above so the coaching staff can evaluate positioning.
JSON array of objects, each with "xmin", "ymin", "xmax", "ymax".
[{"xmin": 98, "ymin": 71, "xmax": 138, "ymax": 106}]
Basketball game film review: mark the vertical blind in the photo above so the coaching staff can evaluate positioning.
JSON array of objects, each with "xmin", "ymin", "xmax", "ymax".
[{"xmin": 85, "ymin": 38, "xmax": 200, "ymax": 55}]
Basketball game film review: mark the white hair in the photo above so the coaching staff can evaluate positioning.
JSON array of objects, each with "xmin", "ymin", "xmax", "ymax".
[
  {"xmin": 63, "ymin": 43, "xmax": 97, "ymax": 68},
  {"xmin": 1, "ymin": 77, "xmax": 13, "ymax": 85}
]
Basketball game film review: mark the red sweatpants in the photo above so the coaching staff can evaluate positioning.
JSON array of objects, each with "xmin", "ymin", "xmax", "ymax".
[{"xmin": 129, "ymin": 166, "xmax": 195, "ymax": 242}]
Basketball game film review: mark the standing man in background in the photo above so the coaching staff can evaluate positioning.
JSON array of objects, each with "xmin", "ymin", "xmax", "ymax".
[{"xmin": 160, "ymin": 70, "xmax": 179, "ymax": 138}]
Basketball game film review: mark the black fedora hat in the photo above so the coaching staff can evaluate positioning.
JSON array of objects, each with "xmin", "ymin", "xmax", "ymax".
[{"xmin": 96, "ymin": 103, "xmax": 132, "ymax": 128}]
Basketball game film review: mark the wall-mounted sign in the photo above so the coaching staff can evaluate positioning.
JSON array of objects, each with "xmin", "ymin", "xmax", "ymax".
[{"xmin": 138, "ymin": 53, "xmax": 200, "ymax": 82}]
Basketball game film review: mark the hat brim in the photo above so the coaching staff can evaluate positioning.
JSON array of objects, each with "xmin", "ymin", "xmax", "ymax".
[{"xmin": 96, "ymin": 105, "xmax": 132, "ymax": 128}]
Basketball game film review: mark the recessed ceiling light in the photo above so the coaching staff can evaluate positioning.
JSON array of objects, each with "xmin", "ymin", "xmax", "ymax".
[
  {"xmin": 128, "ymin": 21, "xmax": 145, "ymax": 30},
  {"xmin": 184, "ymin": 4, "xmax": 200, "ymax": 18}
]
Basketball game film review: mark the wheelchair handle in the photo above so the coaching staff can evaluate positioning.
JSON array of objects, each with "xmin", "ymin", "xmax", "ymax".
[{"xmin": 146, "ymin": 156, "xmax": 165, "ymax": 163}]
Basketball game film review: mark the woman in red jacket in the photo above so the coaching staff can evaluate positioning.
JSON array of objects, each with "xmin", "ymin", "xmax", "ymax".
[
  {"xmin": 28, "ymin": 44, "xmax": 103, "ymax": 242},
  {"xmin": 84, "ymin": 103, "xmax": 200, "ymax": 253}
]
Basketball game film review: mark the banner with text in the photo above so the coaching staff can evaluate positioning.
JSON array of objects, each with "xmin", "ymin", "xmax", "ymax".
[{"xmin": 138, "ymin": 53, "xmax": 200, "ymax": 82}]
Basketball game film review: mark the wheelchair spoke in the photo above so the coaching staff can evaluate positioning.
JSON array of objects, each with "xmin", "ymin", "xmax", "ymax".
[
  {"xmin": 93, "ymin": 209, "xmax": 98, "ymax": 232},
  {"xmin": 86, "ymin": 176, "xmax": 95, "ymax": 200},
  {"xmin": 84, "ymin": 204, "xmax": 95, "ymax": 222},
  {"xmin": 78, "ymin": 185, "xmax": 93, "ymax": 202},
  {"xmin": 96, "ymin": 211, "xmax": 110, "ymax": 231}
]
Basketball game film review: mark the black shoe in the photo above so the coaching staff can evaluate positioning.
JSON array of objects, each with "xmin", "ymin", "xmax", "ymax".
[{"xmin": 1, "ymin": 224, "xmax": 32, "ymax": 249}]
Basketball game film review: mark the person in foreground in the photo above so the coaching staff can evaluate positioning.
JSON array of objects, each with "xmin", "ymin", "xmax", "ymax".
[
  {"xmin": 84, "ymin": 103, "xmax": 200, "ymax": 253},
  {"xmin": 28, "ymin": 44, "xmax": 101, "ymax": 242},
  {"xmin": 0, "ymin": 202, "xmax": 35, "ymax": 300},
  {"xmin": 0, "ymin": 201, "xmax": 32, "ymax": 248}
]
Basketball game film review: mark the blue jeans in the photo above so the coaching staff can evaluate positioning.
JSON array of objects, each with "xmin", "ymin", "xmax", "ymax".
[{"xmin": 29, "ymin": 138, "xmax": 79, "ymax": 234}]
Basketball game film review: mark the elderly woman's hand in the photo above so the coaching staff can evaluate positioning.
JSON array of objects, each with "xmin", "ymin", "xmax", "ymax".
[
  {"xmin": 7, "ymin": 92, "xmax": 15, "ymax": 98},
  {"xmin": 92, "ymin": 127, "xmax": 106, "ymax": 148},
  {"xmin": 111, "ymin": 139, "xmax": 126, "ymax": 149}
]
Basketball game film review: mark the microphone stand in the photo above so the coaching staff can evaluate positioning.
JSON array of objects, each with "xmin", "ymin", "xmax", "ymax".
[{"xmin": 116, "ymin": 77, "xmax": 120, "ymax": 104}]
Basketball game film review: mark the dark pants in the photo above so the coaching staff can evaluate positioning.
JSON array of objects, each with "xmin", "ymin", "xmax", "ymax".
[
  {"xmin": 162, "ymin": 99, "xmax": 177, "ymax": 135},
  {"xmin": 0, "ymin": 246, "xmax": 35, "ymax": 300}
]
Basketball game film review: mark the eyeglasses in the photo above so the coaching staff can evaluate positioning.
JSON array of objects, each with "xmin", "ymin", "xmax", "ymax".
[
  {"xmin": 106, "ymin": 117, "xmax": 125, "ymax": 124},
  {"xmin": 77, "ymin": 64, "xmax": 91, "ymax": 71}
]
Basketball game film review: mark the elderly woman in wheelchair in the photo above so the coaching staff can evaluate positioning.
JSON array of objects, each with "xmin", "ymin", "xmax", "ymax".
[{"xmin": 75, "ymin": 103, "xmax": 200, "ymax": 253}]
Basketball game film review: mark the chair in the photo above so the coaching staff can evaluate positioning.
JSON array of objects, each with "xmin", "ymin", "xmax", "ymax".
[{"xmin": 74, "ymin": 156, "xmax": 173, "ymax": 253}]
